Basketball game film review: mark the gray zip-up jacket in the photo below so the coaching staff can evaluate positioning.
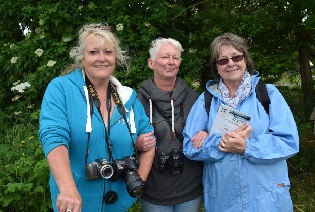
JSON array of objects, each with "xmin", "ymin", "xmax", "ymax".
[{"xmin": 137, "ymin": 77, "xmax": 203, "ymax": 205}]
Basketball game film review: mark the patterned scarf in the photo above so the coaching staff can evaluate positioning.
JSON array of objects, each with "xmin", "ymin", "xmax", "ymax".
[{"xmin": 218, "ymin": 71, "xmax": 251, "ymax": 109}]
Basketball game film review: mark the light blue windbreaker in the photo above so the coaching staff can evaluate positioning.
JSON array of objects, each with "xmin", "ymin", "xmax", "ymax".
[
  {"xmin": 183, "ymin": 71, "xmax": 299, "ymax": 212},
  {"xmin": 39, "ymin": 69, "xmax": 153, "ymax": 212}
]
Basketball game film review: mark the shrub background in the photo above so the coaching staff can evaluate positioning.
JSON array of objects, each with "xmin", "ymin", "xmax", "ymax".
[{"xmin": 0, "ymin": 1, "xmax": 314, "ymax": 211}]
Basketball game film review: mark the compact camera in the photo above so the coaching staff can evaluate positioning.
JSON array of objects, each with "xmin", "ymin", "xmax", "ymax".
[
  {"xmin": 86, "ymin": 158, "xmax": 114, "ymax": 180},
  {"xmin": 159, "ymin": 149, "xmax": 184, "ymax": 176},
  {"xmin": 109, "ymin": 156, "xmax": 147, "ymax": 198}
]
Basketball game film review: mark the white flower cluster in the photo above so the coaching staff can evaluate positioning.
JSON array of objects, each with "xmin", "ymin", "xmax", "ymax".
[
  {"xmin": 116, "ymin": 23, "xmax": 124, "ymax": 31},
  {"xmin": 191, "ymin": 80, "xmax": 201, "ymax": 89},
  {"xmin": 12, "ymin": 95, "xmax": 20, "ymax": 101},
  {"xmin": 62, "ymin": 37, "xmax": 72, "ymax": 42},
  {"xmin": 11, "ymin": 57, "xmax": 19, "ymax": 64},
  {"xmin": 11, "ymin": 82, "xmax": 31, "ymax": 93},
  {"xmin": 13, "ymin": 80, "xmax": 20, "ymax": 86},
  {"xmin": 47, "ymin": 60, "xmax": 56, "ymax": 67},
  {"xmin": 189, "ymin": 48, "xmax": 197, "ymax": 53},
  {"xmin": 144, "ymin": 22, "xmax": 151, "ymax": 27},
  {"xmin": 39, "ymin": 19, "xmax": 45, "ymax": 26},
  {"xmin": 69, "ymin": 48, "xmax": 78, "ymax": 58},
  {"xmin": 35, "ymin": 48, "xmax": 44, "ymax": 57},
  {"xmin": 14, "ymin": 111, "xmax": 22, "ymax": 115},
  {"xmin": 27, "ymin": 104, "xmax": 34, "ymax": 109}
]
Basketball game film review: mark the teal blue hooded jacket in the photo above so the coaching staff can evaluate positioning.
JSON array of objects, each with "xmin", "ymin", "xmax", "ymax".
[
  {"xmin": 39, "ymin": 69, "xmax": 153, "ymax": 211},
  {"xmin": 183, "ymin": 71, "xmax": 299, "ymax": 212}
]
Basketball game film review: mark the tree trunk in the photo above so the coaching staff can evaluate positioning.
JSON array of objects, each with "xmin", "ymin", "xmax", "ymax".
[
  {"xmin": 227, "ymin": 0, "xmax": 232, "ymax": 16},
  {"xmin": 298, "ymin": 45, "xmax": 314, "ymax": 105}
]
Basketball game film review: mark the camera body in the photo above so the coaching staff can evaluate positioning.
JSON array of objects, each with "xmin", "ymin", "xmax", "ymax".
[
  {"xmin": 85, "ymin": 156, "xmax": 146, "ymax": 197},
  {"xmin": 159, "ymin": 149, "xmax": 184, "ymax": 176},
  {"xmin": 110, "ymin": 156, "xmax": 139, "ymax": 182},
  {"xmin": 86, "ymin": 158, "xmax": 114, "ymax": 181},
  {"xmin": 110, "ymin": 156, "xmax": 147, "ymax": 198}
]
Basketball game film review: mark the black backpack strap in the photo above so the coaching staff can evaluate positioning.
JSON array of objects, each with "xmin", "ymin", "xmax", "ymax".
[
  {"xmin": 204, "ymin": 89, "xmax": 213, "ymax": 116},
  {"xmin": 204, "ymin": 81, "xmax": 218, "ymax": 116},
  {"xmin": 255, "ymin": 80, "xmax": 270, "ymax": 115}
]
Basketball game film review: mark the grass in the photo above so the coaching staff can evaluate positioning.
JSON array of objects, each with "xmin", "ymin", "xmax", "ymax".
[
  {"xmin": 290, "ymin": 136, "xmax": 315, "ymax": 212},
  {"xmin": 291, "ymin": 171, "xmax": 315, "ymax": 212}
]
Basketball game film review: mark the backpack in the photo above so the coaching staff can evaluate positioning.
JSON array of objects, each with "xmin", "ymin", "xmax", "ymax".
[{"xmin": 204, "ymin": 80, "xmax": 270, "ymax": 115}]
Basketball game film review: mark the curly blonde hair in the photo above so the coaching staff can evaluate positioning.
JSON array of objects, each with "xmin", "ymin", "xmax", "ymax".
[{"xmin": 62, "ymin": 23, "xmax": 129, "ymax": 75}]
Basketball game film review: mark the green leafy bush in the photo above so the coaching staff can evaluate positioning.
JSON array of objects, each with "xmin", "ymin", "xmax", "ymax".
[
  {"xmin": 0, "ymin": 1, "xmax": 314, "ymax": 211},
  {"xmin": 0, "ymin": 123, "xmax": 51, "ymax": 212}
]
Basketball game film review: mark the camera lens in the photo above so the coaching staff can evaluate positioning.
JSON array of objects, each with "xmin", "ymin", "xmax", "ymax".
[
  {"xmin": 130, "ymin": 184, "xmax": 146, "ymax": 197},
  {"xmin": 124, "ymin": 171, "xmax": 147, "ymax": 197},
  {"xmin": 168, "ymin": 149, "xmax": 184, "ymax": 176},
  {"xmin": 100, "ymin": 164, "xmax": 114, "ymax": 179}
]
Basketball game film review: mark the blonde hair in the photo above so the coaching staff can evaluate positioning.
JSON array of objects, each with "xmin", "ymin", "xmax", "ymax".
[{"xmin": 63, "ymin": 23, "xmax": 129, "ymax": 75}]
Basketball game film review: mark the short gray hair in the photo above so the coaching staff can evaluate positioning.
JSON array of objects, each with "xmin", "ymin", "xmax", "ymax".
[{"xmin": 149, "ymin": 38, "xmax": 183, "ymax": 61}]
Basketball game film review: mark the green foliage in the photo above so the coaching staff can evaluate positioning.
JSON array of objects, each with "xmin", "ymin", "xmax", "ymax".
[
  {"xmin": 0, "ymin": 0, "xmax": 315, "ymax": 211},
  {"xmin": 0, "ymin": 123, "xmax": 51, "ymax": 211},
  {"xmin": 290, "ymin": 172, "xmax": 315, "ymax": 212},
  {"xmin": 278, "ymin": 85, "xmax": 315, "ymax": 174}
]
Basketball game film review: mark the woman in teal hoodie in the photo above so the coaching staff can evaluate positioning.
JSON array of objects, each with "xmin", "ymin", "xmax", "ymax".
[
  {"xmin": 38, "ymin": 23, "xmax": 155, "ymax": 212},
  {"xmin": 183, "ymin": 33, "xmax": 299, "ymax": 212}
]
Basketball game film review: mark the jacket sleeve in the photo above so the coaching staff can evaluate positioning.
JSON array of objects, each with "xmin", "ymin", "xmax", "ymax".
[
  {"xmin": 183, "ymin": 93, "xmax": 227, "ymax": 162},
  {"xmin": 38, "ymin": 78, "xmax": 71, "ymax": 157},
  {"xmin": 243, "ymin": 84, "xmax": 299, "ymax": 164}
]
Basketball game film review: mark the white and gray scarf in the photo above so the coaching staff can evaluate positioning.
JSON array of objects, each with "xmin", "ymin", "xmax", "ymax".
[{"xmin": 218, "ymin": 71, "xmax": 251, "ymax": 109}]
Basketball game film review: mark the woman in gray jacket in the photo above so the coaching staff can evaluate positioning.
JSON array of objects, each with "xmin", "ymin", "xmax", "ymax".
[{"xmin": 136, "ymin": 38, "xmax": 204, "ymax": 212}]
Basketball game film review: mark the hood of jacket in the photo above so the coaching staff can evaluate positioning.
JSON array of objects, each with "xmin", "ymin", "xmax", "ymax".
[
  {"xmin": 138, "ymin": 77, "xmax": 189, "ymax": 120},
  {"xmin": 66, "ymin": 68, "xmax": 137, "ymax": 133}
]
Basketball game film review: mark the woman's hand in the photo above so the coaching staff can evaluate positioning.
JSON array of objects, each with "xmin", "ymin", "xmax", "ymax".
[
  {"xmin": 234, "ymin": 122, "xmax": 252, "ymax": 140},
  {"xmin": 56, "ymin": 187, "xmax": 82, "ymax": 212},
  {"xmin": 219, "ymin": 123, "xmax": 252, "ymax": 154},
  {"xmin": 191, "ymin": 130, "xmax": 209, "ymax": 149},
  {"xmin": 135, "ymin": 131, "xmax": 156, "ymax": 151},
  {"xmin": 47, "ymin": 145, "xmax": 82, "ymax": 212}
]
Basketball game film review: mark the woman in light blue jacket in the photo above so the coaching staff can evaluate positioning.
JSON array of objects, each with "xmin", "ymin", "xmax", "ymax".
[
  {"xmin": 39, "ymin": 23, "xmax": 155, "ymax": 212},
  {"xmin": 183, "ymin": 33, "xmax": 299, "ymax": 212}
]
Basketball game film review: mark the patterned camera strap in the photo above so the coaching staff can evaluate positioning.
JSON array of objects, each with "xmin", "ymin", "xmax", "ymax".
[{"xmin": 84, "ymin": 75, "xmax": 138, "ymax": 165}]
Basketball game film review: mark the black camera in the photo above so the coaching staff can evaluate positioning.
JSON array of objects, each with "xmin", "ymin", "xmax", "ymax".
[
  {"xmin": 85, "ymin": 158, "xmax": 114, "ymax": 181},
  {"xmin": 159, "ymin": 149, "xmax": 184, "ymax": 176},
  {"xmin": 110, "ymin": 156, "xmax": 147, "ymax": 198}
]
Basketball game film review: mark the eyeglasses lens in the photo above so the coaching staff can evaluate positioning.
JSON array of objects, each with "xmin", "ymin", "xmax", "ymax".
[{"xmin": 216, "ymin": 55, "xmax": 244, "ymax": 65}]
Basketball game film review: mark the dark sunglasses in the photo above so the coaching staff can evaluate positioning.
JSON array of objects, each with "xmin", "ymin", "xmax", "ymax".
[{"xmin": 216, "ymin": 55, "xmax": 244, "ymax": 65}]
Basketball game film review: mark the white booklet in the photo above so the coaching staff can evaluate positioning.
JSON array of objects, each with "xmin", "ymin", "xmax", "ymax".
[{"xmin": 210, "ymin": 104, "xmax": 251, "ymax": 136}]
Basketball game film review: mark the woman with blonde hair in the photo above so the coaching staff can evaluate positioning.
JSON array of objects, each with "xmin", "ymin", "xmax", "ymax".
[{"xmin": 39, "ymin": 23, "xmax": 155, "ymax": 212}]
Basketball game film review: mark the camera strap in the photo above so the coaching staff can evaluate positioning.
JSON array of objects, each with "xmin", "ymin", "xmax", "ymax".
[
  {"xmin": 84, "ymin": 75, "xmax": 115, "ymax": 164},
  {"xmin": 109, "ymin": 83, "xmax": 138, "ymax": 159},
  {"xmin": 84, "ymin": 75, "xmax": 138, "ymax": 165}
]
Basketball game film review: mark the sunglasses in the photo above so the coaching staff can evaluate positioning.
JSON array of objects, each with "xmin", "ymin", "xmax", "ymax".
[{"xmin": 216, "ymin": 55, "xmax": 244, "ymax": 65}]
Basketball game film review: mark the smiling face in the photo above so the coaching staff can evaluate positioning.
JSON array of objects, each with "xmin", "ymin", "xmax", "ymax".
[
  {"xmin": 148, "ymin": 43, "xmax": 181, "ymax": 81},
  {"xmin": 82, "ymin": 34, "xmax": 116, "ymax": 84},
  {"xmin": 217, "ymin": 45, "xmax": 246, "ymax": 86}
]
